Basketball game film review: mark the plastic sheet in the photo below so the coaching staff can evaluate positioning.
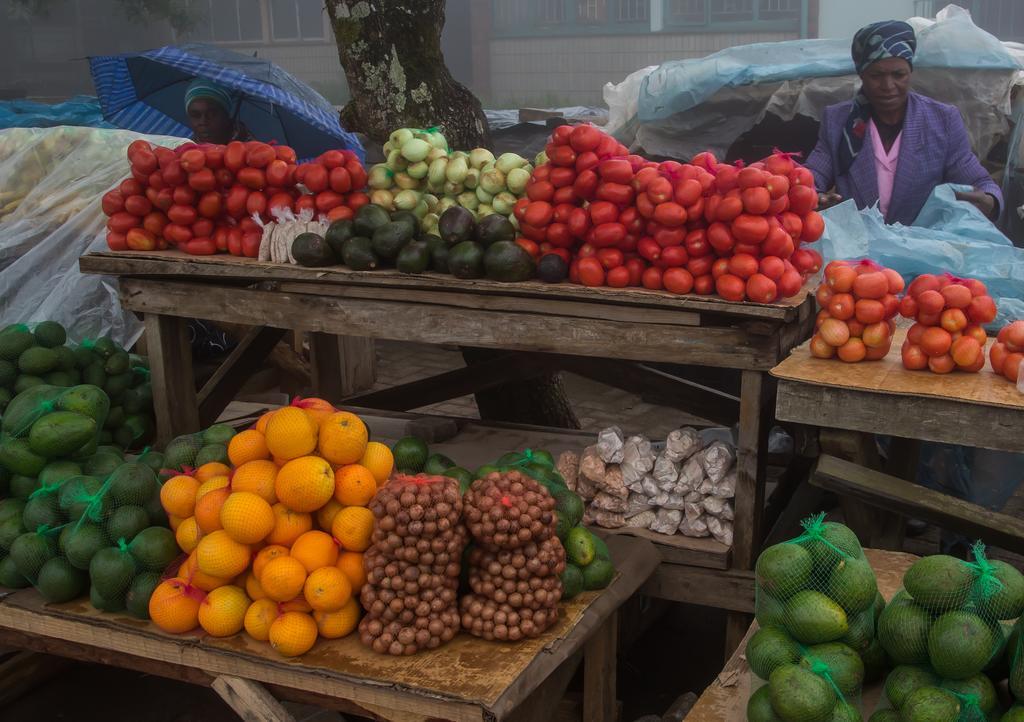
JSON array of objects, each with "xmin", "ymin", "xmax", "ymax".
[
  {"xmin": 0, "ymin": 126, "xmax": 186, "ymax": 347},
  {"xmin": 0, "ymin": 96, "xmax": 111, "ymax": 130},
  {"xmin": 819, "ymin": 183, "xmax": 1024, "ymax": 326}
]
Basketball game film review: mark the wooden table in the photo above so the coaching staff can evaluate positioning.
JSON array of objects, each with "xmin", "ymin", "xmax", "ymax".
[
  {"xmin": 80, "ymin": 250, "xmax": 816, "ymax": 651},
  {"xmin": 684, "ymin": 548, "xmax": 919, "ymax": 722},
  {"xmin": 0, "ymin": 534, "xmax": 658, "ymax": 722}
]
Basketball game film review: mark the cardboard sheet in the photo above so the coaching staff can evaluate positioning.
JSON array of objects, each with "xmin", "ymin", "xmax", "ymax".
[{"xmin": 771, "ymin": 328, "xmax": 1024, "ymax": 411}]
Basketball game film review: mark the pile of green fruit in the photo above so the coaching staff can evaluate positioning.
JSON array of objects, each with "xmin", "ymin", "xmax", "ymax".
[
  {"xmin": 155, "ymin": 424, "xmax": 237, "ymax": 476},
  {"xmin": 0, "ymin": 322, "xmax": 155, "ymax": 450},
  {"xmin": 368, "ymin": 126, "xmax": 532, "ymax": 230},
  {"xmin": 388, "ymin": 436, "xmax": 611, "ymax": 599},
  {"xmin": 747, "ymin": 516, "xmax": 882, "ymax": 721},
  {"xmin": 871, "ymin": 664, "xmax": 1001, "ymax": 721}
]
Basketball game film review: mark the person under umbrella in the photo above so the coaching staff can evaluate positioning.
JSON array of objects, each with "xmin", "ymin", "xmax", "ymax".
[
  {"xmin": 805, "ymin": 20, "xmax": 1002, "ymax": 224},
  {"xmin": 184, "ymin": 78, "xmax": 252, "ymax": 144}
]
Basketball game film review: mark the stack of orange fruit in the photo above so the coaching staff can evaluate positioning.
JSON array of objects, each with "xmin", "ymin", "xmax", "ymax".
[{"xmin": 150, "ymin": 398, "xmax": 393, "ymax": 658}]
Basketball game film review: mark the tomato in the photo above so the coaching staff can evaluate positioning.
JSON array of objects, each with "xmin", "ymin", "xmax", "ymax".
[
  {"xmin": 624, "ymin": 258, "xmax": 646, "ymax": 286},
  {"xmin": 577, "ymin": 257, "xmax": 606, "ymax": 287},
  {"xmin": 143, "ymin": 211, "xmax": 169, "ymax": 237},
  {"xmin": 220, "ymin": 141, "xmax": 245, "ymax": 172},
  {"xmin": 575, "ymin": 151, "xmax": 600, "ymax": 173},
  {"xmin": 745, "ymin": 273, "xmax": 778, "ymax": 303},
  {"xmin": 347, "ymin": 191, "xmax": 370, "ymax": 210},
  {"xmin": 514, "ymin": 237, "xmax": 541, "ymax": 259},
  {"xmin": 562, "ymin": 208, "xmax": 588, "ymax": 240},
  {"xmin": 522, "ymin": 201, "xmax": 553, "ymax": 228},
  {"xmin": 641, "ymin": 266, "xmax": 663, "ymax": 290},
  {"xmin": 855, "ymin": 299, "xmax": 886, "ymax": 325},
  {"xmin": 596, "ymin": 182, "xmax": 634, "ymax": 207},
  {"xmin": 570, "ymin": 169, "xmax": 598, "ymax": 201},
  {"xmin": 715, "ymin": 273, "xmax": 745, "ymax": 301},
  {"xmin": 553, "ymin": 202, "xmax": 575, "ymax": 224},
  {"xmin": 313, "ymin": 191, "xmax": 343, "ymax": 213},
  {"xmin": 762, "ymin": 226, "xmax": 794, "ymax": 258},
  {"xmin": 106, "ymin": 230, "xmax": 128, "ymax": 251},
  {"xmin": 686, "ymin": 255, "xmax": 714, "ymax": 278},
  {"xmin": 638, "ymin": 237, "xmax": 661, "ymax": 263},
  {"xmin": 658, "ymin": 267, "xmax": 692, "ymax": 295},
  {"xmin": 791, "ymin": 248, "xmax": 822, "ymax": 275},
  {"xmin": 597, "ymin": 159, "xmax": 633, "ymax": 185},
  {"xmin": 541, "ymin": 223, "xmax": 569, "ymax": 249},
  {"xmin": 324, "ymin": 205, "xmax": 353, "ymax": 223},
  {"xmin": 635, "ymin": 192, "xmax": 656, "ymax": 219},
  {"xmin": 192, "ymin": 191, "xmax": 220, "ymax": 219},
  {"xmin": 592, "ymin": 222, "xmax": 627, "ymax": 248},
  {"xmin": 318, "ymin": 150, "xmax": 344, "ymax": 169},
  {"xmin": 122, "ymin": 227, "xmax": 155, "ymax": 252},
  {"xmin": 645, "ymin": 177, "xmax": 673, "ymax": 205},
  {"xmin": 653, "ymin": 202, "xmax": 687, "ymax": 228},
  {"xmin": 212, "ymin": 225, "xmax": 229, "ymax": 252},
  {"xmin": 182, "ymin": 237, "xmax": 217, "ymax": 255},
  {"xmin": 685, "ymin": 197, "xmax": 705, "ymax": 223},
  {"xmin": 800, "ymin": 211, "xmax": 825, "ymax": 243},
  {"xmin": 167, "ymin": 204, "xmax": 197, "ymax": 226},
  {"xmin": 732, "ymin": 214, "xmax": 770, "ymax": 244},
  {"xmin": 243, "ymin": 142, "xmax": 275, "ymax": 169},
  {"xmin": 224, "ymin": 186, "xmax": 248, "ymax": 219},
  {"xmin": 526, "ymin": 180, "xmax": 555, "ymax": 202},
  {"xmin": 789, "ymin": 185, "xmax": 818, "ymax": 215},
  {"xmin": 684, "ymin": 229, "xmax": 710, "ymax": 258},
  {"xmin": 741, "ymin": 187, "xmax": 771, "ymax": 215},
  {"xmin": 667, "ymin": 178, "xmax": 699, "ymax": 207},
  {"xmin": 547, "ymin": 167, "xmax": 574, "ymax": 189},
  {"xmin": 759, "ymin": 256, "xmax": 786, "ymax": 281},
  {"xmin": 727, "ymin": 253, "xmax": 758, "ymax": 280},
  {"xmin": 569, "ymin": 125, "xmax": 602, "ymax": 152},
  {"xmin": 660, "ymin": 246, "xmax": 689, "ymax": 268},
  {"xmin": 238, "ymin": 231, "xmax": 259, "ymax": 258},
  {"xmin": 187, "ymin": 167, "xmax": 216, "ymax": 192},
  {"xmin": 632, "ymin": 167, "xmax": 659, "ymax": 192},
  {"xmin": 214, "ymin": 168, "xmax": 234, "ymax": 189},
  {"xmin": 191, "ymin": 218, "xmax": 213, "ymax": 238},
  {"xmin": 263, "ymin": 192, "xmax": 291, "ymax": 214},
  {"xmin": 653, "ymin": 227, "xmax": 685, "ymax": 248},
  {"xmin": 967, "ymin": 295, "xmax": 997, "ymax": 325},
  {"xmin": 551, "ymin": 125, "xmax": 574, "ymax": 146},
  {"xmin": 549, "ymin": 185, "xmax": 574, "ymax": 205},
  {"xmin": 262, "ymin": 159, "xmax": 290, "ymax": 188},
  {"xmin": 102, "ymin": 190, "xmax": 126, "ymax": 216},
  {"xmin": 596, "ymin": 248, "xmax": 624, "ymax": 270},
  {"xmin": 618, "ymin": 206, "xmax": 644, "ymax": 235},
  {"xmin": 300, "ymin": 163, "xmax": 327, "ymax": 193},
  {"xmin": 582, "ymin": 201, "xmax": 614, "ymax": 227},
  {"xmin": 519, "ymin": 222, "xmax": 547, "ymax": 242},
  {"xmin": 180, "ymin": 148, "xmax": 206, "ymax": 173},
  {"xmin": 715, "ymin": 195, "xmax": 743, "ymax": 223},
  {"xmin": 707, "ymin": 222, "xmax": 735, "ymax": 255},
  {"xmin": 201, "ymin": 145, "xmax": 224, "ymax": 170},
  {"xmin": 117, "ymin": 179, "xmax": 142, "ymax": 199},
  {"xmin": 549, "ymin": 145, "xmax": 577, "ymax": 168},
  {"xmin": 238, "ymin": 217, "xmax": 261, "ymax": 233}
]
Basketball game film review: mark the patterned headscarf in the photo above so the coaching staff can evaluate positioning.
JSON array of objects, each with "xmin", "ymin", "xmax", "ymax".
[
  {"xmin": 839, "ymin": 21, "xmax": 917, "ymax": 175},
  {"xmin": 184, "ymin": 78, "xmax": 236, "ymax": 115}
]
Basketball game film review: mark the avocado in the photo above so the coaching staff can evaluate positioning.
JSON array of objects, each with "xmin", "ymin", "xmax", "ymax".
[
  {"xmin": 391, "ymin": 436, "xmax": 429, "ymax": 474},
  {"xmin": 942, "ymin": 673, "xmax": 997, "ymax": 715},
  {"xmin": 0, "ymin": 555, "xmax": 30, "ymax": 588},
  {"xmin": 476, "ymin": 214, "xmax": 516, "ymax": 247},
  {"xmin": 128, "ymin": 527, "xmax": 179, "ymax": 572},
  {"xmin": 1004, "ymin": 705, "xmax": 1024, "ymax": 721},
  {"xmin": 590, "ymin": 531, "xmax": 611, "ymax": 562},
  {"xmin": 929, "ymin": 610, "xmax": 996, "ymax": 680},
  {"xmin": 801, "ymin": 642, "xmax": 864, "ymax": 696},
  {"xmin": 443, "ymin": 467, "xmax": 474, "ymax": 495},
  {"xmin": 447, "ymin": 241, "xmax": 485, "ymax": 279},
  {"xmin": 325, "ymin": 218, "xmax": 356, "ymax": 259},
  {"xmin": 0, "ymin": 325, "xmax": 35, "ymax": 361},
  {"xmin": 21, "ymin": 494, "xmax": 63, "ymax": 530},
  {"xmin": 839, "ymin": 606, "xmax": 875, "ymax": 654},
  {"xmin": 785, "ymin": 590, "xmax": 849, "ymax": 644},
  {"xmin": 903, "ymin": 554, "xmax": 973, "ymax": 610},
  {"xmin": 980, "ymin": 559, "xmax": 1024, "ymax": 620},
  {"xmin": 396, "ymin": 240, "xmax": 430, "ymax": 274},
  {"xmin": 746, "ymin": 684, "xmax": 784, "ymax": 722},
  {"xmin": 104, "ymin": 350, "xmax": 130, "ymax": 375},
  {"xmin": 437, "ymin": 206, "xmax": 476, "ymax": 245},
  {"xmin": 885, "ymin": 665, "xmax": 939, "ymax": 709},
  {"xmin": 756, "ymin": 592, "xmax": 789, "ymax": 630},
  {"xmin": 867, "ymin": 711, "xmax": 900, "ymax": 722},
  {"xmin": 825, "ymin": 556, "xmax": 877, "ymax": 614},
  {"xmin": 901, "ymin": 686, "xmax": 960, "ymax": 722},
  {"xmin": 36, "ymin": 556, "xmax": 87, "ymax": 603},
  {"xmin": 553, "ymin": 489, "xmax": 584, "ymax": 529},
  {"xmin": 804, "ymin": 521, "xmax": 862, "ymax": 567},
  {"xmin": 60, "ymin": 522, "xmax": 108, "ymax": 570},
  {"xmin": 582, "ymin": 558, "xmax": 614, "ymax": 590},
  {"xmin": 561, "ymin": 564, "xmax": 584, "ymax": 601},
  {"xmin": 423, "ymin": 453, "xmax": 456, "ymax": 475},
  {"xmin": 537, "ymin": 254, "xmax": 569, "ymax": 283},
  {"xmin": 877, "ymin": 590, "xmax": 931, "ymax": 665},
  {"xmin": 860, "ymin": 638, "xmax": 889, "ymax": 683},
  {"xmin": 18, "ymin": 346, "xmax": 58, "ymax": 376},
  {"xmin": 292, "ymin": 232, "xmax": 336, "ymax": 267},
  {"xmin": 342, "ymin": 236, "xmax": 379, "ymax": 271},
  {"xmin": 767, "ymin": 664, "xmax": 836, "ymax": 722},
  {"xmin": 353, "ymin": 203, "xmax": 391, "ymax": 237},
  {"xmin": 89, "ymin": 545, "xmax": 137, "ymax": 600},
  {"xmin": 28, "ymin": 411, "xmax": 97, "ymax": 458},
  {"xmin": 756, "ymin": 543, "xmax": 813, "ymax": 600},
  {"xmin": 830, "ymin": 702, "xmax": 860, "ymax": 722},
  {"xmin": 372, "ymin": 221, "xmax": 414, "ymax": 261},
  {"xmin": 484, "ymin": 241, "xmax": 535, "ymax": 282},
  {"xmin": 390, "ymin": 210, "xmax": 420, "ymax": 238},
  {"xmin": 9, "ymin": 531, "xmax": 57, "ymax": 581},
  {"xmin": 33, "ymin": 321, "xmax": 66, "ymax": 349},
  {"xmin": 0, "ymin": 438, "xmax": 48, "ymax": 476},
  {"xmin": 0, "ymin": 359, "xmax": 15, "ymax": 387},
  {"xmin": 747, "ymin": 626, "xmax": 801, "ymax": 680},
  {"xmin": 565, "ymin": 526, "xmax": 596, "ymax": 567},
  {"xmin": 424, "ymin": 234, "xmax": 449, "ymax": 273}
]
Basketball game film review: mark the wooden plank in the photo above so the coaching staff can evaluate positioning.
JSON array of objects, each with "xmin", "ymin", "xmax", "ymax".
[
  {"xmin": 0, "ymin": 651, "xmax": 71, "ymax": 706},
  {"xmin": 144, "ymin": 314, "xmax": 200, "ymax": 445},
  {"xmin": 308, "ymin": 333, "xmax": 376, "ymax": 401},
  {"xmin": 591, "ymin": 527, "xmax": 730, "ymax": 570},
  {"xmin": 211, "ymin": 675, "xmax": 295, "ymax": 722},
  {"xmin": 81, "ymin": 251, "xmax": 810, "ymax": 322},
  {"xmin": 732, "ymin": 371, "xmax": 771, "ymax": 570},
  {"xmin": 197, "ymin": 326, "xmax": 287, "ymax": 427},
  {"xmin": 117, "ymin": 279, "xmax": 783, "ymax": 369},
  {"xmin": 812, "ymin": 454, "xmax": 1024, "ymax": 555},
  {"xmin": 776, "ymin": 378, "xmax": 1024, "ymax": 453},
  {"xmin": 642, "ymin": 566, "xmax": 755, "ymax": 613},
  {"xmin": 583, "ymin": 613, "xmax": 618, "ymax": 722}
]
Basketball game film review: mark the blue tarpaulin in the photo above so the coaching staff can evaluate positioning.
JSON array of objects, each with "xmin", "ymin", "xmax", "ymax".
[{"xmin": 0, "ymin": 96, "xmax": 110, "ymax": 130}]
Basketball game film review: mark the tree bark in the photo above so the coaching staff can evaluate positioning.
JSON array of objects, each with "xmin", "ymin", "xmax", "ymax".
[{"xmin": 326, "ymin": 0, "xmax": 490, "ymax": 149}]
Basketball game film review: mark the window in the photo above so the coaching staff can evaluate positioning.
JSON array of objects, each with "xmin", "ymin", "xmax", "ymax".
[
  {"xmin": 710, "ymin": 0, "xmax": 753, "ymax": 22},
  {"xmin": 186, "ymin": 0, "xmax": 262, "ymax": 42},
  {"xmin": 669, "ymin": 0, "xmax": 707, "ymax": 24},
  {"xmin": 616, "ymin": 0, "xmax": 649, "ymax": 21},
  {"xmin": 271, "ymin": 0, "xmax": 327, "ymax": 40},
  {"xmin": 577, "ymin": 0, "xmax": 607, "ymax": 23},
  {"xmin": 758, "ymin": 0, "xmax": 800, "ymax": 20},
  {"xmin": 538, "ymin": 0, "xmax": 565, "ymax": 24},
  {"xmin": 493, "ymin": 0, "xmax": 531, "ymax": 28}
]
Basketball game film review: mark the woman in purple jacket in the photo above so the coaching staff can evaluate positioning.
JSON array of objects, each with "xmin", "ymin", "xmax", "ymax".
[{"xmin": 805, "ymin": 20, "xmax": 1002, "ymax": 225}]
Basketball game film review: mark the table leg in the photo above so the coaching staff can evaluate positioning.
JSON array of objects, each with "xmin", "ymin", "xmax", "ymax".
[
  {"xmin": 308, "ymin": 333, "xmax": 376, "ymax": 402},
  {"xmin": 583, "ymin": 612, "xmax": 618, "ymax": 722},
  {"xmin": 211, "ymin": 675, "xmax": 295, "ymax": 722},
  {"xmin": 144, "ymin": 314, "xmax": 199, "ymax": 446}
]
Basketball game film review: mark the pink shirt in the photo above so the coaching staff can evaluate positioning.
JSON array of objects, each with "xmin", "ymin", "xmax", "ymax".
[{"xmin": 868, "ymin": 118, "xmax": 902, "ymax": 217}]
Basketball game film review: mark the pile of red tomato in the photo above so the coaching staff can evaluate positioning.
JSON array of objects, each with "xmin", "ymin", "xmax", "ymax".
[
  {"xmin": 812, "ymin": 260, "xmax": 904, "ymax": 362},
  {"xmin": 103, "ymin": 140, "xmax": 368, "ymax": 256},
  {"xmin": 989, "ymin": 321, "xmax": 1024, "ymax": 383},
  {"xmin": 512, "ymin": 124, "xmax": 824, "ymax": 300}
]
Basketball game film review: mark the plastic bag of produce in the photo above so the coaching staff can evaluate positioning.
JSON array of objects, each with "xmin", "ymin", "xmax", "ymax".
[
  {"xmin": 649, "ymin": 508, "xmax": 682, "ymax": 535},
  {"xmin": 876, "ymin": 543, "xmax": 1020, "ymax": 684},
  {"xmin": 701, "ymin": 441, "xmax": 736, "ymax": 484},
  {"xmin": 664, "ymin": 427, "xmax": 702, "ymax": 463},
  {"xmin": 620, "ymin": 435, "xmax": 654, "ymax": 487},
  {"xmin": 652, "ymin": 453, "xmax": 680, "ymax": 487},
  {"xmin": 678, "ymin": 513, "xmax": 710, "ymax": 538},
  {"xmin": 706, "ymin": 516, "xmax": 733, "ymax": 546},
  {"xmin": 596, "ymin": 426, "xmax": 624, "ymax": 463},
  {"xmin": 755, "ymin": 513, "xmax": 880, "ymax": 676},
  {"xmin": 678, "ymin": 456, "xmax": 704, "ymax": 492},
  {"xmin": 626, "ymin": 510, "xmax": 657, "ymax": 529}
]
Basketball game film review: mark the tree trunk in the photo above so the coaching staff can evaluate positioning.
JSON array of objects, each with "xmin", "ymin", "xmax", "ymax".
[
  {"xmin": 326, "ymin": 0, "xmax": 578, "ymax": 430},
  {"xmin": 326, "ymin": 0, "xmax": 490, "ymax": 149}
]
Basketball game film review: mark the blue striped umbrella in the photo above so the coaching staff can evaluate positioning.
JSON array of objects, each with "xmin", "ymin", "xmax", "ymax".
[{"xmin": 89, "ymin": 43, "xmax": 363, "ymax": 162}]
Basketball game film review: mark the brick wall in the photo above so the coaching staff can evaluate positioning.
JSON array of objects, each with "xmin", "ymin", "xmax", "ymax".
[{"xmin": 489, "ymin": 32, "xmax": 797, "ymax": 107}]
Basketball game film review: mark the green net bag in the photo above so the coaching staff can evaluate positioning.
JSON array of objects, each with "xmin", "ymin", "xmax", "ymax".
[
  {"xmin": 0, "ymin": 383, "xmax": 109, "ymax": 467},
  {"xmin": 874, "ymin": 664, "xmax": 1000, "ymax": 721},
  {"xmin": 877, "ymin": 543, "xmax": 1019, "ymax": 682}
]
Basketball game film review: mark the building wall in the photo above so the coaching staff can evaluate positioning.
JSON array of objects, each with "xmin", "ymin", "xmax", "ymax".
[
  {"xmin": 489, "ymin": 31, "xmax": 797, "ymax": 106},
  {"xmin": 817, "ymin": 0, "xmax": 918, "ymax": 40}
]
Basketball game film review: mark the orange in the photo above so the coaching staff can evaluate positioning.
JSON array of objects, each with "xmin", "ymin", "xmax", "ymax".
[
  {"xmin": 279, "ymin": 596, "xmax": 313, "ymax": 613},
  {"xmin": 269, "ymin": 611, "xmax": 318, "ymax": 657},
  {"xmin": 194, "ymin": 487, "xmax": 229, "ymax": 534},
  {"xmin": 244, "ymin": 598, "xmax": 280, "ymax": 641},
  {"xmin": 198, "ymin": 585, "xmax": 250, "ymax": 637},
  {"xmin": 331, "ymin": 506, "xmax": 374, "ymax": 552},
  {"xmin": 303, "ymin": 566, "xmax": 351, "ymax": 613},
  {"xmin": 178, "ymin": 552, "xmax": 232, "ymax": 592},
  {"xmin": 290, "ymin": 531, "xmax": 339, "ymax": 573},
  {"xmin": 231, "ymin": 460, "xmax": 279, "ymax": 504},
  {"xmin": 316, "ymin": 499, "xmax": 344, "ymax": 532},
  {"xmin": 168, "ymin": 514, "xmax": 184, "ymax": 532},
  {"xmin": 196, "ymin": 530, "xmax": 251, "ymax": 580},
  {"xmin": 195, "ymin": 462, "xmax": 231, "ymax": 483},
  {"xmin": 317, "ymin": 411, "xmax": 368, "ymax": 465},
  {"xmin": 265, "ymin": 503, "xmax": 313, "ymax": 546},
  {"xmin": 196, "ymin": 476, "xmax": 230, "ymax": 500},
  {"xmin": 334, "ymin": 464, "xmax": 377, "ymax": 506},
  {"xmin": 259, "ymin": 555, "xmax": 307, "ymax": 602},
  {"xmin": 254, "ymin": 410, "xmax": 275, "ymax": 435},
  {"xmin": 175, "ymin": 515, "xmax": 203, "ymax": 554},
  {"xmin": 220, "ymin": 491, "xmax": 275, "ymax": 544},
  {"xmin": 252, "ymin": 544, "xmax": 290, "ymax": 579},
  {"xmin": 242, "ymin": 571, "xmax": 267, "ymax": 601},
  {"xmin": 358, "ymin": 441, "xmax": 394, "ymax": 484},
  {"xmin": 160, "ymin": 474, "xmax": 200, "ymax": 518},
  {"xmin": 336, "ymin": 552, "xmax": 367, "ymax": 592},
  {"xmin": 314, "ymin": 598, "xmax": 360, "ymax": 639},
  {"xmin": 275, "ymin": 456, "xmax": 334, "ymax": 512},
  {"xmin": 149, "ymin": 578, "xmax": 203, "ymax": 633},
  {"xmin": 291, "ymin": 397, "xmax": 337, "ymax": 426},
  {"xmin": 228, "ymin": 429, "xmax": 271, "ymax": 466},
  {"xmin": 265, "ymin": 407, "xmax": 318, "ymax": 461}
]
